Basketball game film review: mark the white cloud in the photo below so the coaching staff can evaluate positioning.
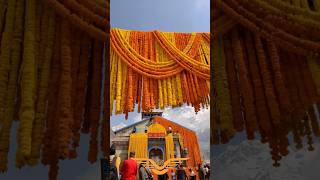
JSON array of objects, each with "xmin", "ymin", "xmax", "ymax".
[
  {"xmin": 112, "ymin": 122, "xmax": 127, "ymax": 132},
  {"xmin": 133, "ymin": 113, "xmax": 142, "ymax": 123},
  {"xmin": 162, "ymin": 105, "xmax": 210, "ymax": 161},
  {"xmin": 162, "ymin": 105, "xmax": 210, "ymax": 133}
]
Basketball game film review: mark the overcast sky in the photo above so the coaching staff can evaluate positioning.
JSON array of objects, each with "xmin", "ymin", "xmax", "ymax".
[
  {"xmin": 0, "ymin": 0, "xmax": 210, "ymax": 179},
  {"xmin": 110, "ymin": 0, "xmax": 210, "ymax": 32}
]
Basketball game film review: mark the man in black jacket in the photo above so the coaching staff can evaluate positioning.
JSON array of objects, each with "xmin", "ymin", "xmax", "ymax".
[
  {"xmin": 158, "ymin": 173, "xmax": 168, "ymax": 180},
  {"xmin": 176, "ymin": 164, "xmax": 187, "ymax": 180}
]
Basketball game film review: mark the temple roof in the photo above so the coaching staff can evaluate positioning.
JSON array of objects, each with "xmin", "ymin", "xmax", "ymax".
[{"xmin": 114, "ymin": 116, "xmax": 195, "ymax": 134}]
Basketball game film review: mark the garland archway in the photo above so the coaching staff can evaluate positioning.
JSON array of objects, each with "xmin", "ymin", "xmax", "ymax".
[{"xmin": 110, "ymin": 29, "xmax": 210, "ymax": 118}]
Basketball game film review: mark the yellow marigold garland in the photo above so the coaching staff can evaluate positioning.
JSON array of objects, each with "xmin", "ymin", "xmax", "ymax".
[
  {"xmin": 0, "ymin": 0, "xmax": 16, "ymax": 126},
  {"xmin": 0, "ymin": 0, "xmax": 21, "ymax": 171},
  {"xmin": 0, "ymin": 1, "xmax": 8, "ymax": 32},
  {"xmin": 308, "ymin": 58, "xmax": 320, "ymax": 95},
  {"xmin": 213, "ymin": 36, "xmax": 235, "ymax": 143},
  {"xmin": 17, "ymin": 0, "xmax": 37, "ymax": 161}
]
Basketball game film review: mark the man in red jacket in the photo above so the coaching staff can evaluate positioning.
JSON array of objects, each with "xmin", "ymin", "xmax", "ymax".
[{"xmin": 120, "ymin": 151, "xmax": 138, "ymax": 180}]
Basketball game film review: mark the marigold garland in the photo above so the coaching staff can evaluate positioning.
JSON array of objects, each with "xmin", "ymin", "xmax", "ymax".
[
  {"xmin": 46, "ymin": 0, "xmax": 107, "ymax": 41},
  {"xmin": 243, "ymin": 31, "xmax": 273, "ymax": 145},
  {"xmin": 18, "ymin": 0, "xmax": 37, "ymax": 161},
  {"xmin": 215, "ymin": 0, "xmax": 319, "ymax": 56},
  {"xmin": 0, "ymin": 0, "xmax": 109, "ymax": 179},
  {"xmin": 29, "ymin": 5, "xmax": 55, "ymax": 165},
  {"xmin": 87, "ymin": 40, "xmax": 103, "ymax": 163},
  {"xmin": 213, "ymin": 36, "xmax": 234, "ymax": 143},
  {"xmin": 0, "ymin": 0, "xmax": 319, "ymax": 178},
  {"xmin": 231, "ymin": 29, "xmax": 258, "ymax": 139},
  {"xmin": 0, "ymin": 0, "xmax": 16, "ymax": 126},
  {"xmin": 72, "ymin": 34, "xmax": 90, "ymax": 152},
  {"xmin": 213, "ymin": 0, "xmax": 320, "ymax": 167},
  {"xmin": 223, "ymin": 34, "xmax": 243, "ymax": 132},
  {"xmin": 77, "ymin": 0, "xmax": 106, "ymax": 17},
  {"xmin": 0, "ymin": 0, "xmax": 20, "ymax": 172},
  {"xmin": 110, "ymin": 29, "xmax": 210, "ymax": 118}
]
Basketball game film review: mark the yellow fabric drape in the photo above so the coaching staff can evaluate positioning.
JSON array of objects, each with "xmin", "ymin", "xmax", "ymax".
[
  {"xmin": 148, "ymin": 123, "xmax": 167, "ymax": 134},
  {"xmin": 165, "ymin": 133, "xmax": 175, "ymax": 160},
  {"xmin": 128, "ymin": 133, "xmax": 148, "ymax": 158}
]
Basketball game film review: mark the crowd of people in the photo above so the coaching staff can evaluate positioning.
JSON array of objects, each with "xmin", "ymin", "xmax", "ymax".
[{"xmin": 109, "ymin": 149, "xmax": 211, "ymax": 180}]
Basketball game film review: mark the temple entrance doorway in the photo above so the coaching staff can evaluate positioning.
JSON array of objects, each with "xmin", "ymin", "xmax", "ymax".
[{"xmin": 149, "ymin": 148, "xmax": 164, "ymax": 165}]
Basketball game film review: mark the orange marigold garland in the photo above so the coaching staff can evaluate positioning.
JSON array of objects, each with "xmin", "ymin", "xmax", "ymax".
[
  {"xmin": 72, "ymin": 34, "xmax": 90, "ymax": 153},
  {"xmin": 57, "ymin": 19, "xmax": 73, "ymax": 159},
  {"xmin": 243, "ymin": 31, "xmax": 271, "ymax": 142},
  {"xmin": 41, "ymin": 15, "xmax": 61, "ymax": 167},
  {"xmin": 231, "ymin": 29, "xmax": 257, "ymax": 139},
  {"xmin": 29, "ymin": 5, "xmax": 55, "ymax": 165},
  {"xmin": 88, "ymin": 40, "xmax": 103, "ymax": 163}
]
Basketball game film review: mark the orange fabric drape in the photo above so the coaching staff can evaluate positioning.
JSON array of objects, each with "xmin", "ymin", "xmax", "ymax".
[{"xmin": 153, "ymin": 117, "xmax": 202, "ymax": 168}]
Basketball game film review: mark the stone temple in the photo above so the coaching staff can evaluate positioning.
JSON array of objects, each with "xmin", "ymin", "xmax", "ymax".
[{"xmin": 111, "ymin": 112, "xmax": 203, "ymax": 179}]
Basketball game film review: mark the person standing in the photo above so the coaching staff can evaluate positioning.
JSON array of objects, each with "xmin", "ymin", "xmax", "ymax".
[
  {"xmin": 176, "ymin": 164, "xmax": 186, "ymax": 180},
  {"xmin": 189, "ymin": 169, "xmax": 196, "ymax": 180},
  {"xmin": 158, "ymin": 172, "xmax": 168, "ymax": 180},
  {"xmin": 139, "ymin": 164, "xmax": 149, "ymax": 180},
  {"xmin": 171, "ymin": 170, "xmax": 176, "ymax": 180},
  {"xmin": 206, "ymin": 164, "xmax": 210, "ymax": 180},
  {"xmin": 109, "ymin": 144, "xmax": 119, "ymax": 180},
  {"xmin": 198, "ymin": 164, "xmax": 205, "ymax": 180},
  {"xmin": 204, "ymin": 164, "xmax": 210, "ymax": 180},
  {"xmin": 145, "ymin": 167, "xmax": 153, "ymax": 180},
  {"xmin": 120, "ymin": 152, "xmax": 138, "ymax": 180}
]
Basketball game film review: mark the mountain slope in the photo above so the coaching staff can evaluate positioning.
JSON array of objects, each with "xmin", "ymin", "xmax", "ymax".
[{"xmin": 212, "ymin": 140, "xmax": 317, "ymax": 180}]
